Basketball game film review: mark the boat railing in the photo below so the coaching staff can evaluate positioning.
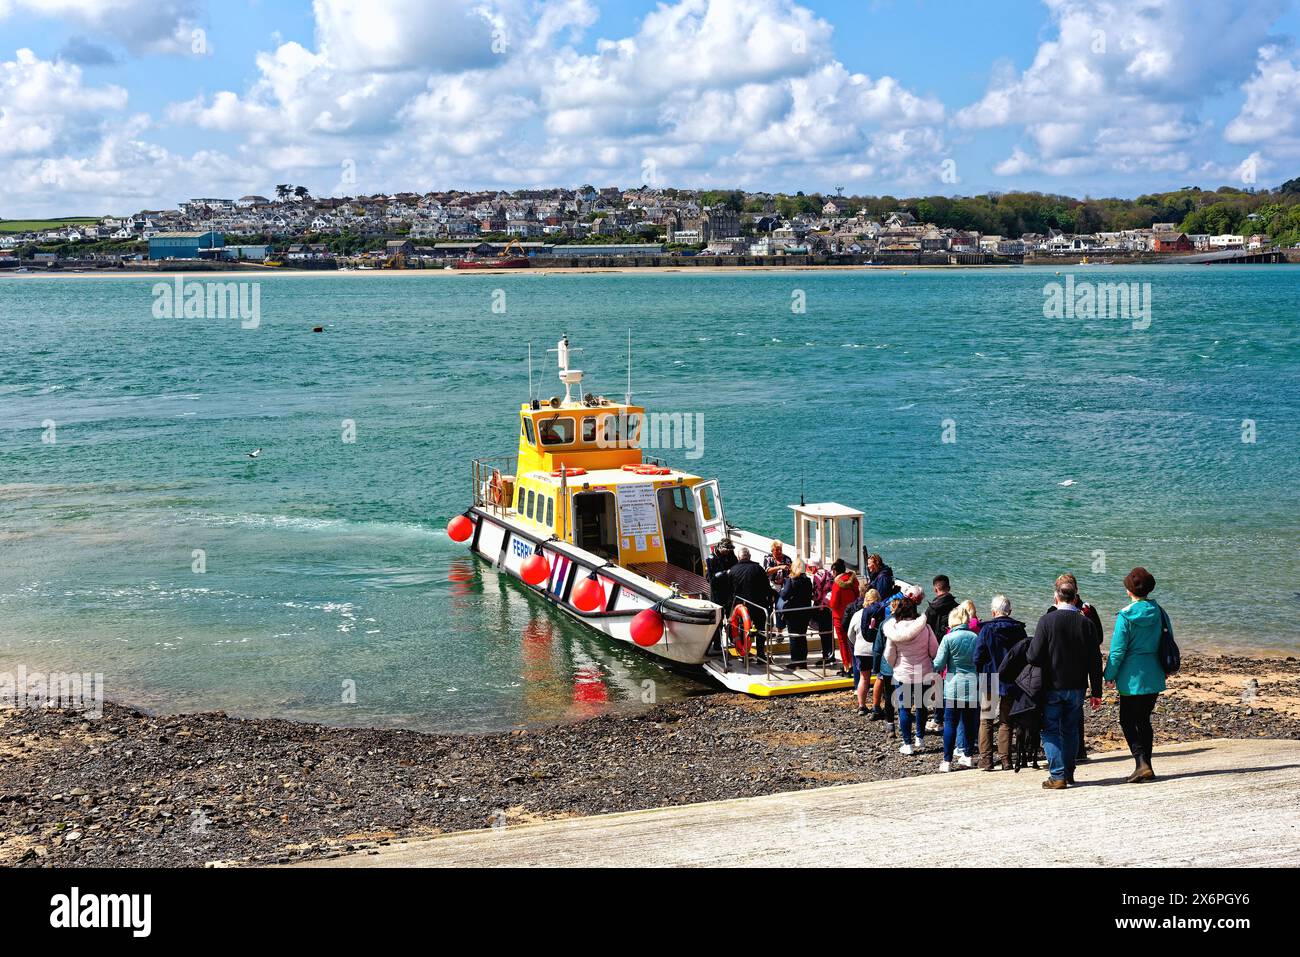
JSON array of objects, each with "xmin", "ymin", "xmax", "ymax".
[
  {"xmin": 726, "ymin": 595, "xmax": 838, "ymax": 681},
  {"xmin": 471, "ymin": 455, "xmax": 518, "ymax": 517}
]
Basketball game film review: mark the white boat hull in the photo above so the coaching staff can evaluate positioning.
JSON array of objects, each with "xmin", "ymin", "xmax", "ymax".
[{"xmin": 464, "ymin": 508, "xmax": 722, "ymax": 666}]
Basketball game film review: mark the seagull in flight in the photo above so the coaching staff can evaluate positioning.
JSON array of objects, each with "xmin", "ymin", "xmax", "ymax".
[
  {"xmin": 247, "ymin": 448, "xmax": 262, "ymax": 459},
  {"xmin": 1058, "ymin": 479, "xmax": 1076, "ymax": 487}
]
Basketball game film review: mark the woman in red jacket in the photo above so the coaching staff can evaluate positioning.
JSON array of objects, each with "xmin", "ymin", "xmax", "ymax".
[{"xmin": 827, "ymin": 559, "xmax": 859, "ymax": 675}]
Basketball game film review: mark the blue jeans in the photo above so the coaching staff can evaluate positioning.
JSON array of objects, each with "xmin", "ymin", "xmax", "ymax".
[
  {"xmin": 896, "ymin": 681, "xmax": 930, "ymax": 742},
  {"xmin": 942, "ymin": 704, "xmax": 980, "ymax": 762},
  {"xmin": 1041, "ymin": 689, "xmax": 1085, "ymax": 781}
]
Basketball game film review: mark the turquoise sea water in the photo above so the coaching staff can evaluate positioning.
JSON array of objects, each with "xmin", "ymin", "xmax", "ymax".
[{"xmin": 1, "ymin": 267, "xmax": 1297, "ymax": 731}]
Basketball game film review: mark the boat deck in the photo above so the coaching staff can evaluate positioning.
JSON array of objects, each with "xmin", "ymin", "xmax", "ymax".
[
  {"xmin": 628, "ymin": 561, "xmax": 710, "ymax": 599},
  {"xmin": 701, "ymin": 649, "xmax": 855, "ymax": 697}
]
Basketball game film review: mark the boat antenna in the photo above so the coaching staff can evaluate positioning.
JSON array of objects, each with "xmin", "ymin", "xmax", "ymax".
[
  {"xmin": 625, "ymin": 329, "xmax": 632, "ymax": 406},
  {"xmin": 800, "ymin": 473, "xmax": 805, "ymax": 507},
  {"xmin": 527, "ymin": 342, "xmax": 534, "ymax": 401}
]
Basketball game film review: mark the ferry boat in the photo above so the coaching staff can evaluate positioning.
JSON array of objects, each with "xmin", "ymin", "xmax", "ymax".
[{"xmin": 451, "ymin": 336, "xmax": 884, "ymax": 696}]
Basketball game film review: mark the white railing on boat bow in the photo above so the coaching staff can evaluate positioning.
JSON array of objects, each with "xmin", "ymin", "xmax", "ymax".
[
  {"xmin": 471, "ymin": 456, "xmax": 519, "ymax": 517},
  {"xmin": 725, "ymin": 595, "xmax": 841, "ymax": 681}
]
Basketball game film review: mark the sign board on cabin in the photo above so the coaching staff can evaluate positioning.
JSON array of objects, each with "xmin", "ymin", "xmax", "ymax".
[{"xmin": 616, "ymin": 483, "xmax": 661, "ymax": 552}]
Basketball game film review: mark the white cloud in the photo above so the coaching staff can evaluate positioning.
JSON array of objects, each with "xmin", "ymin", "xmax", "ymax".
[
  {"xmin": 310, "ymin": 0, "xmax": 501, "ymax": 73},
  {"xmin": 164, "ymin": 0, "xmax": 947, "ymax": 195},
  {"xmin": 959, "ymin": 0, "xmax": 1288, "ymax": 181},
  {"xmin": 0, "ymin": 49, "xmax": 127, "ymax": 159},
  {"xmin": 1226, "ymin": 46, "xmax": 1300, "ymax": 153},
  {"xmin": 0, "ymin": 0, "xmax": 206, "ymax": 56},
  {"xmin": 0, "ymin": 48, "xmax": 249, "ymax": 214}
]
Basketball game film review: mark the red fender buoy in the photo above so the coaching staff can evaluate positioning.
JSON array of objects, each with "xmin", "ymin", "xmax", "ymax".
[
  {"xmin": 572, "ymin": 576, "xmax": 605, "ymax": 613},
  {"xmin": 447, "ymin": 515, "xmax": 473, "ymax": 542},
  {"xmin": 630, "ymin": 607, "xmax": 665, "ymax": 646},
  {"xmin": 521, "ymin": 552, "xmax": 550, "ymax": 586}
]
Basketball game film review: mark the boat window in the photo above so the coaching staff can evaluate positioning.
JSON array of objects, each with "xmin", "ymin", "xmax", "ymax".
[
  {"xmin": 600, "ymin": 412, "xmax": 642, "ymax": 447},
  {"xmin": 523, "ymin": 418, "xmax": 536, "ymax": 444},
  {"xmin": 581, "ymin": 416, "xmax": 597, "ymax": 443},
  {"xmin": 803, "ymin": 518, "xmax": 822, "ymax": 559},
  {"xmin": 539, "ymin": 416, "xmax": 574, "ymax": 446},
  {"xmin": 600, "ymin": 414, "xmax": 621, "ymax": 444},
  {"xmin": 697, "ymin": 483, "xmax": 719, "ymax": 521},
  {"xmin": 545, "ymin": 497, "xmax": 554, "ymax": 528},
  {"xmin": 526, "ymin": 489, "xmax": 536, "ymax": 519},
  {"xmin": 516, "ymin": 484, "xmax": 525, "ymax": 510},
  {"xmin": 836, "ymin": 516, "xmax": 860, "ymax": 569}
]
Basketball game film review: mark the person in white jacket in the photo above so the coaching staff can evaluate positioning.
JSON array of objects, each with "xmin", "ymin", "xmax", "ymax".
[{"xmin": 884, "ymin": 596, "xmax": 940, "ymax": 755}]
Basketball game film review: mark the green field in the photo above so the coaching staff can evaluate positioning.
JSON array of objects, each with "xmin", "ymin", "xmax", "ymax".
[{"xmin": 0, "ymin": 217, "xmax": 101, "ymax": 234}]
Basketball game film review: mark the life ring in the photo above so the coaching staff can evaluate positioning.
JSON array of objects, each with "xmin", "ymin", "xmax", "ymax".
[
  {"xmin": 620, "ymin": 464, "xmax": 670, "ymax": 475},
  {"xmin": 729, "ymin": 604, "xmax": 753, "ymax": 656},
  {"xmin": 551, "ymin": 466, "xmax": 586, "ymax": 478},
  {"xmin": 488, "ymin": 469, "xmax": 506, "ymax": 505}
]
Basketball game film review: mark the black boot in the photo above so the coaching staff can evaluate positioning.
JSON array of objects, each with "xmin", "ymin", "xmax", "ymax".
[{"xmin": 1125, "ymin": 755, "xmax": 1154, "ymax": 783}]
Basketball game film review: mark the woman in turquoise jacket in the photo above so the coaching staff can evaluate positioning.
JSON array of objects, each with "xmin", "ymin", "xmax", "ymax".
[
  {"xmin": 932, "ymin": 606, "xmax": 980, "ymax": 771},
  {"xmin": 1104, "ymin": 567, "xmax": 1167, "ymax": 783}
]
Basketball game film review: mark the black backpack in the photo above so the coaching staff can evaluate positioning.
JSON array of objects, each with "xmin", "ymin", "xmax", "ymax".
[{"xmin": 1157, "ymin": 604, "xmax": 1180, "ymax": 675}]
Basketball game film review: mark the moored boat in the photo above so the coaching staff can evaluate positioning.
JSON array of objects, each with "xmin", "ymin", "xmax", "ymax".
[
  {"xmin": 455, "ymin": 256, "xmax": 530, "ymax": 270},
  {"xmin": 455, "ymin": 239, "xmax": 531, "ymax": 270},
  {"xmin": 452, "ymin": 336, "xmax": 890, "ymax": 695}
]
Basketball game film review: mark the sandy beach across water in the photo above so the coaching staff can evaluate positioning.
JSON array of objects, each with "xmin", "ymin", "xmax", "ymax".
[{"xmin": 0, "ymin": 262, "xmax": 1017, "ymax": 280}]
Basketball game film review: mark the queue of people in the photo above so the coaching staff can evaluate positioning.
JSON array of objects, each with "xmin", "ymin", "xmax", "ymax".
[{"xmin": 708, "ymin": 540, "xmax": 1176, "ymax": 788}]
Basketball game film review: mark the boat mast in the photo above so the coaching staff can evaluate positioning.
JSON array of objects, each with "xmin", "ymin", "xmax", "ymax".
[
  {"xmin": 625, "ymin": 329, "xmax": 632, "ymax": 406},
  {"xmin": 549, "ymin": 335, "xmax": 583, "ymax": 405}
]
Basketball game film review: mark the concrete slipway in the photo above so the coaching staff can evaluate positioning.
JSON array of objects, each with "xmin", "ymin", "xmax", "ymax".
[{"xmin": 297, "ymin": 739, "xmax": 1300, "ymax": 868}]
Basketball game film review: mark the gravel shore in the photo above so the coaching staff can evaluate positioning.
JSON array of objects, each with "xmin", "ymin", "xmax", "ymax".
[{"xmin": 2, "ymin": 653, "xmax": 1296, "ymax": 868}]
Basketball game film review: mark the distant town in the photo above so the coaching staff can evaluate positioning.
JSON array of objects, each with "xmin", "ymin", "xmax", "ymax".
[{"xmin": 3, "ymin": 179, "xmax": 1299, "ymax": 270}]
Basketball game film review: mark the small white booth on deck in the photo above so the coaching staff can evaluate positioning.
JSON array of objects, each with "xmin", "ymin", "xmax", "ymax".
[{"xmin": 789, "ymin": 503, "xmax": 864, "ymax": 573}]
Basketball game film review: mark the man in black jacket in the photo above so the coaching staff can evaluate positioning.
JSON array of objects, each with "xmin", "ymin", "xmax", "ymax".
[
  {"xmin": 1027, "ymin": 574, "xmax": 1103, "ymax": 789},
  {"xmin": 706, "ymin": 539, "xmax": 737, "ymax": 608},
  {"xmin": 728, "ymin": 547, "xmax": 774, "ymax": 659},
  {"xmin": 924, "ymin": 575, "xmax": 959, "ymax": 733},
  {"xmin": 925, "ymin": 575, "xmax": 959, "ymax": 638}
]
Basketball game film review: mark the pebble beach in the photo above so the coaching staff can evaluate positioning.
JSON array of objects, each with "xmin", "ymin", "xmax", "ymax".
[{"xmin": 2, "ymin": 653, "xmax": 1296, "ymax": 868}]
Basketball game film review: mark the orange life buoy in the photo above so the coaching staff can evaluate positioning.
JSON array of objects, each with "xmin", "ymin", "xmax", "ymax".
[
  {"xmin": 551, "ymin": 467, "xmax": 586, "ymax": 478},
  {"xmin": 729, "ymin": 604, "xmax": 753, "ymax": 656}
]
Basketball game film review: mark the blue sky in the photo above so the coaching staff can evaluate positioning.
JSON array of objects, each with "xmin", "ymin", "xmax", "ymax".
[{"xmin": 3, "ymin": 0, "xmax": 1299, "ymax": 215}]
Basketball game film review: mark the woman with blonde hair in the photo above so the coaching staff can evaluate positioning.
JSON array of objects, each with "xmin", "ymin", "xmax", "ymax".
[
  {"xmin": 848, "ymin": 586, "xmax": 881, "ymax": 713},
  {"xmin": 778, "ymin": 557, "xmax": 814, "ymax": 669},
  {"xmin": 932, "ymin": 603, "xmax": 981, "ymax": 771}
]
